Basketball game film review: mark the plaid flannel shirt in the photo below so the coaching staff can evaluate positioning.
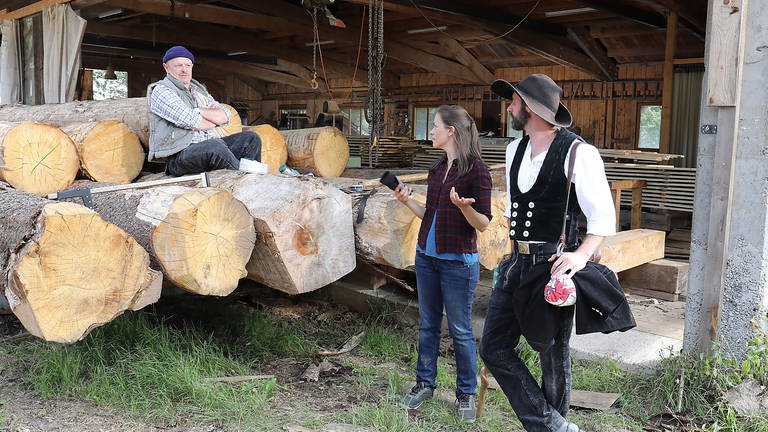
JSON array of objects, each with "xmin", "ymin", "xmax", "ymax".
[
  {"xmin": 417, "ymin": 158, "xmax": 493, "ymax": 254},
  {"xmin": 149, "ymin": 82, "xmax": 230, "ymax": 143}
]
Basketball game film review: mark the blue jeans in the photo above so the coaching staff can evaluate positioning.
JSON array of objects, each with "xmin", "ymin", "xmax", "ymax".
[
  {"xmin": 414, "ymin": 251, "xmax": 479, "ymax": 396},
  {"xmin": 479, "ymin": 254, "xmax": 574, "ymax": 432},
  {"xmin": 166, "ymin": 131, "xmax": 262, "ymax": 176}
]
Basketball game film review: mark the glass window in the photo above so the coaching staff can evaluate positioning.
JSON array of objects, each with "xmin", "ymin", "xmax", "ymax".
[
  {"xmin": 344, "ymin": 107, "xmax": 369, "ymax": 136},
  {"xmin": 92, "ymin": 69, "xmax": 128, "ymax": 100},
  {"xmin": 19, "ymin": 13, "xmax": 43, "ymax": 105},
  {"xmin": 414, "ymin": 107, "xmax": 439, "ymax": 140},
  {"xmin": 638, "ymin": 105, "xmax": 662, "ymax": 149}
]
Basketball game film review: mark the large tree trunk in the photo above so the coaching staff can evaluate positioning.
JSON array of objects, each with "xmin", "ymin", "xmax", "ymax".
[
  {"xmin": 60, "ymin": 120, "xmax": 145, "ymax": 183},
  {"xmin": 243, "ymin": 124, "xmax": 287, "ymax": 173},
  {"xmin": 0, "ymin": 184, "xmax": 161, "ymax": 343},
  {"xmin": 353, "ymin": 188, "xmax": 426, "ymax": 269},
  {"xmin": 208, "ymin": 170, "xmax": 356, "ymax": 294},
  {"xmin": 0, "ymin": 99, "xmax": 150, "ymax": 147},
  {"xmin": 82, "ymin": 183, "xmax": 256, "ymax": 296},
  {"xmin": 353, "ymin": 185, "xmax": 509, "ymax": 270},
  {"xmin": 281, "ymin": 126, "xmax": 349, "ymax": 178},
  {"xmin": 0, "ymin": 121, "xmax": 79, "ymax": 196}
]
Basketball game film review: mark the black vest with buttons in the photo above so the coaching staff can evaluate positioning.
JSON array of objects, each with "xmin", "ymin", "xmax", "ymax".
[{"xmin": 508, "ymin": 128, "xmax": 582, "ymax": 245}]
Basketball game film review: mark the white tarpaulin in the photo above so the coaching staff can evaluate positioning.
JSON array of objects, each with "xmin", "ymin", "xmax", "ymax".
[
  {"xmin": 0, "ymin": 19, "xmax": 21, "ymax": 104},
  {"xmin": 42, "ymin": 4, "xmax": 86, "ymax": 103}
]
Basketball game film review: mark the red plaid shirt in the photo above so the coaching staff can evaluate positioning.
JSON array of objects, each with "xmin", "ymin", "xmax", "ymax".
[{"xmin": 417, "ymin": 158, "xmax": 493, "ymax": 254}]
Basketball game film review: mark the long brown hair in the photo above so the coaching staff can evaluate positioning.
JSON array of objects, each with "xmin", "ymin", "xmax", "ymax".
[{"xmin": 432, "ymin": 105, "xmax": 482, "ymax": 177}]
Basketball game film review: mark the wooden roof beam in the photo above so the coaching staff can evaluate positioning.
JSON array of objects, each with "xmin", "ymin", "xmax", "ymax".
[
  {"xmin": 438, "ymin": 38, "xmax": 495, "ymax": 83},
  {"xmin": 566, "ymin": 26, "xmax": 617, "ymax": 81},
  {"xmin": 577, "ymin": 0, "xmax": 667, "ymax": 28},
  {"xmin": 0, "ymin": 0, "xmax": 71, "ymax": 21},
  {"xmin": 339, "ymin": 0, "xmax": 609, "ymax": 80}
]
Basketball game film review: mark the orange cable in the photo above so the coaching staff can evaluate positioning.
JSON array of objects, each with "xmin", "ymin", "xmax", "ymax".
[{"xmin": 339, "ymin": 8, "xmax": 366, "ymax": 105}]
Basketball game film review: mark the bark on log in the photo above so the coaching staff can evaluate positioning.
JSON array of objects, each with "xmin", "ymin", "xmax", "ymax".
[
  {"xmin": 243, "ymin": 124, "xmax": 287, "ymax": 173},
  {"xmin": 281, "ymin": 127, "xmax": 349, "ymax": 178},
  {"xmin": 0, "ymin": 99, "xmax": 150, "ymax": 148},
  {"xmin": 60, "ymin": 120, "xmax": 144, "ymax": 183},
  {"xmin": 208, "ymin": 170, "xmax": 356, "ymax": 294},
  {"xmin": 82, "ymin": 183, "xmax": 256, "ymax": 296},
  {"xmin": 0, "ymin": 121, "xmax": 79, "ymax": 196},
  {"xmin": 353, "ymin": 185, "xmax": 509, "ymax": 270},
  {"xmin": 0, "ymin": 184, "xmax": 161, "ymax": 343}
]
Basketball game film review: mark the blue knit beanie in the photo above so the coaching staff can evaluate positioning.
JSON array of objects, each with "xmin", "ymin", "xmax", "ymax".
[{"xmin": 162, "ymin": 46, "xmax": 194, "ymax": 63}]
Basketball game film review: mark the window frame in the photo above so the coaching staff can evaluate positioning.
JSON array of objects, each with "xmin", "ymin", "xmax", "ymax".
[{"xmin": 636, "ymin": 103, "xmax": 662, "ymax": 150}]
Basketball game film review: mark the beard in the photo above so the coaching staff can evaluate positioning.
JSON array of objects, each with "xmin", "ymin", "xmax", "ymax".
[{"xmin": 510, "ymin": 108, "xmax": 529, "ymax": 131}]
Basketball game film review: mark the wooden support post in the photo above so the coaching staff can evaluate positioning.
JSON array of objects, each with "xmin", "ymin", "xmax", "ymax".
[{"xmin": 660, "ymin": 11, "xmax": 678, "ymax": 154}]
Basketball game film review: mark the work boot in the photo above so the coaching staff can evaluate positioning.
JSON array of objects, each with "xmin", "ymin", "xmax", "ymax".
[
  {"xmin": 456, "ymin": 393, "xmax": 476, "ymax": 423},
  {"xmin": 401, "ymin": 382, "xmax": 434, "ymax": 409}
]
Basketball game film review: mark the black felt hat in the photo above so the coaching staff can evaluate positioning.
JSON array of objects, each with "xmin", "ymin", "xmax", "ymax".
[{"xmin": 491, "ymin": 74, "xmax": 572, "ymax": 127}]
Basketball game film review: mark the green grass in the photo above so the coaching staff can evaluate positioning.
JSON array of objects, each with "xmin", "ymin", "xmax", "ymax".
[{"xmin": 8, "ymin": 299, "xmax": 768, "ymax": 432}]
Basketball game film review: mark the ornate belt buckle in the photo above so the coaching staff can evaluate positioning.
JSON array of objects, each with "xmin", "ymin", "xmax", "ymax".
[{"xmin": 518, "ymin": 241, "xmax": 530, "ymax": 254}]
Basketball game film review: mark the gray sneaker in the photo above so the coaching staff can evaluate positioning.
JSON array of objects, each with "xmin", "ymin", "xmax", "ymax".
[
  {"xmin": 456, "ymin": 393, "xmax": 476, "ymax": 423},
  {"xmin": 558, "ymin": 422, "xmax": 580, "ymax": 432},
  {"xmin": 402, "ymin": 382, "xmax": 434, "ymax": 409}
]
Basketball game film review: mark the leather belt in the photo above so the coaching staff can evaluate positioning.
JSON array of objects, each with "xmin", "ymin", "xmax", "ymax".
[{"xmin": 514, "ymin": 241, "xmax": 559, "ymax": 256}]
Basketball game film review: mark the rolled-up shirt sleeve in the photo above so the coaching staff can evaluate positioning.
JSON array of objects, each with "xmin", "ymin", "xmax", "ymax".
[
  {"xmin": 471, "ymin": 163, "xmax": 494, "ymax": 221},
  {"xmin": 568, "ymin": 143, "xmax": 616, "ymax": 236},
  {"xmin": 149, "ymin": 84, "xmax": 202, "ymax": 130}
]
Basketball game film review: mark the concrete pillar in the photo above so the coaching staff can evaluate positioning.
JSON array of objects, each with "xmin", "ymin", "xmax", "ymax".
[{"xmin": 685, "ymin": 0, "xmax": 768, "ymax": 358}]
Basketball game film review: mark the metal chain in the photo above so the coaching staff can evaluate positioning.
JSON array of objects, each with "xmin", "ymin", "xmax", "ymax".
[
  {"xmin": 310, "ymin": 7, "xmax": 319, "ymax": 89},
  {"xmin": 367, "ymin": 0, "xmax": 384, "ymax": 167}
]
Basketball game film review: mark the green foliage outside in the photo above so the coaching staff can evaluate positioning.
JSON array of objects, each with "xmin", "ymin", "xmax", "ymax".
[
  {"xmin": 638, "ymin": 105, "xmax": 662, "ymax": 149},
  {"xmin": 6, "ymin": 301, "xmax": 768, "ymax": 431},
  {"xmin": 92, "ymin": 69, "xmax": 128, "ymax": 100}
]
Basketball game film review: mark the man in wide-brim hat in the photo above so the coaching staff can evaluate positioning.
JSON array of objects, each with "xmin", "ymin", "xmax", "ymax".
[{"xmin": 478, "ymin": 74, "xmax": 618, "ymax": 432}]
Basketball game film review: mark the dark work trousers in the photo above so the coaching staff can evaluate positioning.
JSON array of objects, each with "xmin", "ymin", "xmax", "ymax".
[
  {"xmin": 165, "ymin": 131, "xmax": 262, "ymax": 176},
  {"xmin": 479, "ymin": 253, "xmax": 574, "ymax": 432}
]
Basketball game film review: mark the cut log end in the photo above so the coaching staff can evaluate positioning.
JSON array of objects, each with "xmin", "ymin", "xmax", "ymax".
[
  {"xmin": 69, "ymin": 120, "xmax": 145, "ymax": 183},
  {"xmin": 7, "ymin": 202, "xmax": 155, "ymax": 343},
  {"xmin": 151, "ymin": 188, "xmax": 256, "ymax": 296},
  {"xmin": 313, "ymin": 128, "xmax": 349, "ymax": 178},
  {"xmin": 247, "ymin": 124, "xmax": 287, "ymax": 173},
  {"xmin": 0, "ymin": 122, "xmax": 79, "ymax": 196}
]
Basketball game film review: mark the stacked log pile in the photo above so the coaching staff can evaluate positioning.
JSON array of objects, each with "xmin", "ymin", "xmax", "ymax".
[
  {"xmin": 0, "ymin": 99, "xmax": 151, "ymax": 147},
  {"xmin": 0, "ymin": 183, "xmax": 161, "ymax": 343}
]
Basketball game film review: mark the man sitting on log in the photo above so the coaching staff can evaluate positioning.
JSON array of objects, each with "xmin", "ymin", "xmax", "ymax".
[{"xmin": 147, "ymin": 45, "xmax": 262, "ymax": 176}]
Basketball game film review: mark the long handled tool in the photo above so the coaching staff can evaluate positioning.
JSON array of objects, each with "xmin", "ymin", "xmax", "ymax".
[
  {"xmin": 46, "ymin": 172, "xmax": 211, "ymax": 208},
  {"xmin": 476, "ymin": 366, "xmax": 491, "ymax": 419}
]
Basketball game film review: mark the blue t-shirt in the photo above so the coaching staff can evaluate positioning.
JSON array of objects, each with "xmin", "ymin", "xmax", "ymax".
[{"xmin": 416, "ymin": 213, "xmax": 479, "ymax": 264}]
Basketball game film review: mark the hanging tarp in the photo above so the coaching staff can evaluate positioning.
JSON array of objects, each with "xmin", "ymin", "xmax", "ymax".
[
  {"xmin": 42, "ymin": 4, "xmax": 86, "ymax": 103},
  {"xmin": 0, "ymin": 19, "xmax": 21, "ymax": 104}
]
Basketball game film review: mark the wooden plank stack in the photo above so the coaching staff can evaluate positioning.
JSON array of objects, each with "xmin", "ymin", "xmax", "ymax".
[
  {"xmin": 604, "ymin": 163, "xmax": 696, "ymax": 212},
  {"xmin": 347, "ymin": 135, "xmax": 420, "ymax": 168}
]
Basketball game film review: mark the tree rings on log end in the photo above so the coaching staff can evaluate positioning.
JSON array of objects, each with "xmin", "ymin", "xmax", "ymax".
[
  {"xmin": 71, "ymin": 120, "xmax": 145, "ymax": 183},
  {"xmin": 0, "ymin": 122, "xmax": 79, "ymax": 196},
  {"xmin": 312, "ymin": 127, "xmax": 349, "ymax": 178},
  {"xmin": 151, "ymin": 188, "xmax": 256, "ymax": 296},
  {"xmin": 8, "ymin": 202, "xmax": 154, "ymax": 343}
]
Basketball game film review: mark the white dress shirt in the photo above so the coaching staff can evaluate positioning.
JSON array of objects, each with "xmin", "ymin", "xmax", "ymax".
[{"xmin": 503, "ymin": 136, "xmax": 616, "ymax": 237}]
